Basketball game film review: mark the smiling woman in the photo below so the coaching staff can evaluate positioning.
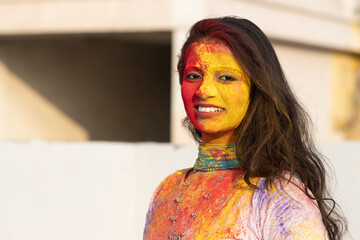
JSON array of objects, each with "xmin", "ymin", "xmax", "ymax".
[
  {"xmin": 143, "ymin": 17, "xmax": 347, "ymax": 240},
  {"xmin": 181, "ymin": 41, "xmax": 250, "ymax": 144}
]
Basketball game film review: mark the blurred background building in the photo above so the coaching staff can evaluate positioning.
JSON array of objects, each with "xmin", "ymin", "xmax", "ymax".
[
  {"xmin": 0, "ymin": 0, "xmax": 359, "ymax": 239},
  {"xmin": 0, "ymin": 0, "xmax": 359, "ymax": 143}
]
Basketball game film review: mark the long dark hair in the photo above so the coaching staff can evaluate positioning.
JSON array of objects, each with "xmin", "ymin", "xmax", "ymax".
[{"xmin": 177, "ymin": 16, "xmax": 347, "ymax": 240}]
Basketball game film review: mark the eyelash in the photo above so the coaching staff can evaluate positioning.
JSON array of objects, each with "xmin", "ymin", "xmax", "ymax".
[
  {"xmin": 218, "ymin": 75, "xmax": 237, "ymax": 81},
  {"xmin": 185, "ymin": 73, "xmax": 201, "ymax": 80},
  {"xmin": 184, "ymin": 73, "xmax": 238, "ymax": 82}
]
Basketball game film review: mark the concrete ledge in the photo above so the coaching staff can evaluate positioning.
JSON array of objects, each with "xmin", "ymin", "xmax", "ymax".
[{"xmin": 0, "ymin": 0, "xmax": 172, "ymax": 34}]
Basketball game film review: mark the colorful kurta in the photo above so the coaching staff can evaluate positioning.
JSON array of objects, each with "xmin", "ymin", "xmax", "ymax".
[{"xmin": 144, "ymin": 144, "xmax": 328, "ymax": 240}]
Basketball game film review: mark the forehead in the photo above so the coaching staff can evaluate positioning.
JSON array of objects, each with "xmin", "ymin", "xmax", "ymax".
[
  {"xmin": 185, "ymin": 41, "xmax": 233, "ymax": 61},
  {"xmin": 184, "ymin": 41, "xmax": 240, "ymax": 71}
]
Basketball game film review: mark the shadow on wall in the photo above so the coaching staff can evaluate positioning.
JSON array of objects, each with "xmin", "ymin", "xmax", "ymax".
[{"xmin": 0, "ymin": 33, "xmax": 171, "ymax": 142}]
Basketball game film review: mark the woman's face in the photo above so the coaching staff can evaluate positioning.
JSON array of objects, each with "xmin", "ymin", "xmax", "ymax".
[{"xmin": 181, "ymin": 41, "xmax": 250, "ymax": 141}]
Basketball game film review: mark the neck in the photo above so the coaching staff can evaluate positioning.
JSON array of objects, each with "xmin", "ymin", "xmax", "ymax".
[{"xmin": 202, "ymin": 130, "xmax": 238, "ymax": 144}]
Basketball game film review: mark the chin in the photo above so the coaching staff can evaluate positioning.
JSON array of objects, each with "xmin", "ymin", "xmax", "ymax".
[{"xmin": 195, "ymin": 125, "xmax": 235, "ymax": 135}]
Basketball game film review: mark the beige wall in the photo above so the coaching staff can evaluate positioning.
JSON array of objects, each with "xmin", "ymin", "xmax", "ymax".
[
  {"xmin": 0, "ymin": 0, "xmax": 172, "ymax": 34},
  {"xmin": 331, "ymin": 53, "xmax": 360, "ymax": 139},
  {"xmin": 0, "ymin": 60, "xmax": 89, "ymax": 140}
]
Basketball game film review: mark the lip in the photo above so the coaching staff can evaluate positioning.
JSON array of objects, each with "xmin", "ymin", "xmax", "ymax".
[{"xmin": 194, "ymin": 103, "xmax": 225, "ymax": 119}]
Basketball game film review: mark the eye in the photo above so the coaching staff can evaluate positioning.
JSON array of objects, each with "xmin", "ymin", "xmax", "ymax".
[
  {"xmin": 218, "ymin": 75, "xmax": 237, "ymax": 81},
  {"xmin": 185, "ymin": 73, "xmax": 202, "ymax": 81}
]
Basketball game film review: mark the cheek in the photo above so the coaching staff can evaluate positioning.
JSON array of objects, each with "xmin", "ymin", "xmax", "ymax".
[
  {"xmin": 222, "ymin": 84, "xmax": 250, "ymax": 120},
  {"xmin": 227, "ymin": 82, "xmax": 250, "ymax": 103},
  {"xmin": 181, "ymin": 82, "xmax": 200, "ymax": 125},
  {"xmin": 181, "ymin": 85, "xmax": 190, "ymax": 110},
  {"xmin": 181, "ymin": 82, "xmax": 197, "ymax": 109}
]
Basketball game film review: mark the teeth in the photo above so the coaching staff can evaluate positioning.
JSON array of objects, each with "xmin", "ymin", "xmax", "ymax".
[{"xmin": 198, "ymin": 106, "xmax": 223, "ymax": 113}]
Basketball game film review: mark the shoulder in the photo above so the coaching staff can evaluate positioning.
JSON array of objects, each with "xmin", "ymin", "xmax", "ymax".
[
  {"xmin": 160, "ymin": 168, "xmax": 191, "ymax": 186},
  {"xmin": 145, "ymin": 168, "xmax": 191, "ymax": 218},
  {"xmin": 252, "ymin": 174, "xmax": 322, "ymax": 217},
  {"xmin": 152, "ymin": 168, "xmax": 191, "ymax": 199},
  {"xmin": 250, "ymin": 173, "xmax": 328, "ymax": 239}
]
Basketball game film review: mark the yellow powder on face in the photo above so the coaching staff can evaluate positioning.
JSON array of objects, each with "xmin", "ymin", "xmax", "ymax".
[
  {"xmin": 192, "ymin": 42, "xmax": 250, "ymax": 133},
  {"xmin": 194, "ymin": 43, "xmax": 245, "ymax": 77}
]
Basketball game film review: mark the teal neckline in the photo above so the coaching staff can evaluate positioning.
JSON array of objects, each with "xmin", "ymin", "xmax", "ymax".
[{"xmin": 193, "ymin": 144, "xmax": 240, "ymax": 171}]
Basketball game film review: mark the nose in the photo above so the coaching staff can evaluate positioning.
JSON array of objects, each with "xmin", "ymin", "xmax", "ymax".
[{"xmin": 196, "ymin": 75, "xmax": 216, "ymax": 99}]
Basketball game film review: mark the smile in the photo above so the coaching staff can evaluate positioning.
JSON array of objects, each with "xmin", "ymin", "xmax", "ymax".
[{"xmin": 196, "ymin": 106, "xmax": 224, "ymax": 113}]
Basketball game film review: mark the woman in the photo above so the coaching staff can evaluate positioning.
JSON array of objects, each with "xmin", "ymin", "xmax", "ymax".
[{"xmin": 144, "ymin": 17, "xmax": 346, "ymax": 240}]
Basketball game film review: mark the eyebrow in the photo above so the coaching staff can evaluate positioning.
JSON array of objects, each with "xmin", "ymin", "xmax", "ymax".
[
  {"xmin": 184, "ymin": 65, "xmax": 244, "ymax": 76},
  {"xmin": 213, "ymin": 66, "xmax": 243, "ymax": 75},
  {"xmin": 184, "ymin": 66, "xmax": 200, "ymax": 72}
]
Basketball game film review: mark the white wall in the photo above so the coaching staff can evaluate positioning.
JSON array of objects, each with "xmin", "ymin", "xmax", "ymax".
[
  {"xmin": 273, "ymin": 43, "xmax": 332, "ymax": 140},
  {"xmin": 318, "ymin": 141, "xmax": 360, "ymax": 240},
  {"xmin": 0, "ymin": 141, "xmax": 358, "ymax": 239}
]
